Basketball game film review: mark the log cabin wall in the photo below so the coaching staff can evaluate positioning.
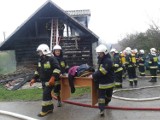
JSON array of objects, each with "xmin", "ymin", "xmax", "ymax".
[
  {"xmin": 60, "ymin": 36, "xmax": 93, "ymax": 67},
  {"xmin": 14, "ymin": 36, "xmax": 94, "ymax": 67}
]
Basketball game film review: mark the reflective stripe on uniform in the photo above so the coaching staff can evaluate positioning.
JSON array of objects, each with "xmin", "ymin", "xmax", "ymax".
[
  {"xmin": 98, "ymin": 98, "xmax": 105, "ymax": 103},
  {"xmin": 99, "ymin": 83, "xmax": 115, "ymax": 89},
  {"xmin": 129, "ymin": 79, "xmax": 134, "ymax": 82},
  {"xmin": 44, "ymin": 62, "xmax": 51, "ymax": 69},
  {"xmin": 114, "ymin": 64, "xmax": 119, "ymax": 67},
  {"xmin": 60, "ymin": 61, "xmax": 65, "ymax": 67},
  {"xmin": 38, "ymin": 62, "xmax": 41, "ymax": 67},
  {"xmin": 133, "ymin": 78, "xmax": 137, "ymax": 81},
  {"xmin": 140, "ymin": 72, "xmax": 145, "ymax": 75},
  {"xmin": 128, "ymin": 65, "xmax": 133, "ymax": 67},
  {"xmin": 139, "ymin": 63, "xmax": 144, "ymax": 66},
  {"xmin": 150, "ymin": 66, "xmax": 158, "ymax": 69},
  {"xmin": 34, "ymin": 71, "xmax": 39, "ymax": 75},
  {"xmin": 115, "ymin": 82, "xmax": 122, "ymax": 86},
  {"xmin": 99, "ymin": 65, "xmax": 107, "ymax": 75},
  {"xmin": 153, "ymin": 57, "xmax": 158, "ymax": 62},
  {"xmin": 42, "ymin": 100, "xmax": 53, "ymax": 106},
  {"xmin": 53, "ymin": 69, "xmax": 61, "ymax": 74},
  {"xmin": 115, "ymin": 67, "xmax": 123, "ymax": 73}
]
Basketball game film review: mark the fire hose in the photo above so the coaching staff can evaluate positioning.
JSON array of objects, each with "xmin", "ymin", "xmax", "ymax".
[
  {"xmin": 0, "ymin": 110, "xmax": 38, "ymax": 120},
  {"xmin": 54, "ymin": 84, "xmax": 160, "ymax": 111}
]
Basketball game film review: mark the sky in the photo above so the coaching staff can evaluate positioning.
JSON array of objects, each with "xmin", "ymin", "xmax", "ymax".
[{"xmin": 0, "ymin": 0, "xmax": 160, "ymax": 44}]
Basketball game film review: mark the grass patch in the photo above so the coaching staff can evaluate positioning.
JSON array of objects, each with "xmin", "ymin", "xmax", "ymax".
[
  {"xmin": 0, "ymin": 85, "xmax": 90, "ymax": 101},
  {"xmin": 71, "ymin": 87, "xmax": 91, "ymax": 98},
  {"xmin": 0, "ymin": 85, "xmax": 42, "ymax": 101}
]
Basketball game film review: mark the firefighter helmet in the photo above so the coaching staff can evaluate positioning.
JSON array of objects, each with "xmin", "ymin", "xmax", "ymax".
[
  {"xmin": 37, "ymin": 44, "xmax": 51, "ymax": 55},
  {"xmin": 125, "ymin": 47, "xmax": 131, "ymax": 54},
  {"xmin": 133, "ymin": 48, "xmax": 138, "ymax": 53},
  {"xmin": 53, "ymin": 44, "xmax": 62, "ymax": 50},
  {"xmin": 96, "ymin": 44, "xmax": 108, "ymax": 55},
  {"xmin": 110, "ymin": 48, "xmax": 116, "ymax": 53},
  {"xmin": 150, "ymin": 48, "xmax": 156, "ymax": 54},
  {"xmin": 139, "ymin": 49, "xmax": 145, "ymax": 54}
]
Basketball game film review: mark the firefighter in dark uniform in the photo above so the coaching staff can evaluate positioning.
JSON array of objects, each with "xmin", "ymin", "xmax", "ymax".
[
  {"xmin": 52, "ymin": 44, "xmax": 69, "ymax": 107},
  {"xmin": 92, "ymin": 44, "xmax": 115, "ymax": 117},
  {"xmin": 110, "ymin": 48, "xmax": 123, "ymax": 88},
  {"xmin": 125, "ymin": 47, "xmax": 137, "ymax": 87},
  {"xmin": 30, "ymin": 44, "xmax": 61, "ymax": 117},
  {"xmin": 148, "ymin": 48, "xmax": 158, "ymax": 82},
  {"xmin": 138, "ymin": 49, "xmax": 146, "ymax": 76}
]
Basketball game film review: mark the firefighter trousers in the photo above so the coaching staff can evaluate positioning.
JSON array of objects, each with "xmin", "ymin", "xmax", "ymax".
[
  {"xmin": 115, "ymin": 70, "xmax": 123, "ymax": 88},
  {"xmin": 98, "ymin": 87, "xmax": 113, "ymax": 111},
  {"xmin": 150, "ymin": 68, "xmax": 157, "ymax": 80},
  {"xmin": 138, "ymin": 64, "xmax": 145, "ymax": 76},
  {"xmin": 42, "ymin": 85, "xmax": 54, "ymax": 112}
]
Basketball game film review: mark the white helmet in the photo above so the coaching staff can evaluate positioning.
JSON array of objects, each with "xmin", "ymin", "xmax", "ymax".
[
  {"xmin": 53, "ymin": 44, "xmax": 62, "ymax": 50},
  {"xmin": 150, "ymin": 48, "xmax": 156, "ymax": 54},
  {"xmin": 133, "ymin": 48, "xmax": 138, "ymax": 53},
  {"xmin": 139, "ymin": 49, "xmax": 145, "ymax": 54},
  {"xmin": 125, "ymin": 47, "xmax": 131, "ymax": 55},
  {"xmin": 110, "ymin": 48, "xmax": 119, "ymax": 53},
  {"xmin": 96, "ymin": 44, "xmax": 108, "ymax": 55},
  {"xmin": 125, "ymin": 47, "xmax": 131, "ymax": 51},
  {"xmin": 110, "ymin": 48, "xmax": 116, "ymax": 53},
  {"xmin": 37, "ymin": 44, "xmax": 51, "ymax": 55}
]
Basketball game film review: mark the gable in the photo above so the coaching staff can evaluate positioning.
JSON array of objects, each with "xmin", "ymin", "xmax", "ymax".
[{"xmin": 0, "ymin": 1, "xmax": 98, "ymax": 50}]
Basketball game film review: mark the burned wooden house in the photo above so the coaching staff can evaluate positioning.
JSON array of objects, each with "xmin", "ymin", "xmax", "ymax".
[{"xmin": 0, "ymin": 1, "xmax": 99, "ymax": 67}]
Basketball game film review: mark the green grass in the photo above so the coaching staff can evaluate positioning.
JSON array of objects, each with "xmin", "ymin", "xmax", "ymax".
[
  {"xmin": 0, "ymin": 85, "xmax": 90, "ymax": 101},
  {"xmin": 0, "ymin": 85, "xmax": 42, "ymax": 101},
  {"xmin": 71, "ymin": 87, "xmax": 91, "ymax": 97}
]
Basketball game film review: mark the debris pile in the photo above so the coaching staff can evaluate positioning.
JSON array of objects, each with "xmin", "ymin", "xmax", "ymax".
[{"xmin": 0, "ymin": 66, "xmax": 35, "ymax": 90}]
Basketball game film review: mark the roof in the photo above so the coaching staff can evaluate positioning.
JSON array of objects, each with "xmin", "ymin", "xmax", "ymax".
[
  {"xmin": 0, "ymin": 0, "xmax": 99, "ymax": 49},
  {"xmin": 65, "ymin": 9, "xmax": 91, "ymax": 17}
]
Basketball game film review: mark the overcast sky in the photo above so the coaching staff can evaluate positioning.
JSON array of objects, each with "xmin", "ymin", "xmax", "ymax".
[{"xmin": 0, "ymin": 0, "xmax": 160, "ymax": 44}]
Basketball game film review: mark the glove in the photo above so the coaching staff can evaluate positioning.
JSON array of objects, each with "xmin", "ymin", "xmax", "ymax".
[
  {"xmin": 48, "ymin": 76, "xmax": 55, "ymax": 86},
  {"xmin": 30, "ymin": 79, "xmax": 35, "ymax": 86}
]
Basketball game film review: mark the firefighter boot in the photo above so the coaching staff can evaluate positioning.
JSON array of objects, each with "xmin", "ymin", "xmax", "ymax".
[
  {"xmin": 134, "ymin": 80, "xmax": 137, "ymax": 86},
  {"xmin": 57, "ymin": 101, "xmax": 62, "ymax": 107},
  {"xmin": 71, "ymin": 87, "xmax": 75, "ymax": 93},
  {"xmin": 149, "ymin": 78, "xmax": 157, "ymax": 82},
  {"xmin": 129, "ymin": 81, "xmax": 133, "ymax": 87},
  {"xmin": 99, "ymin": 110, "xmax": 104, "ymax": 117},
  {"xmin": 37, "ymin": 110, "xmax": 53, "ymax": 117}
]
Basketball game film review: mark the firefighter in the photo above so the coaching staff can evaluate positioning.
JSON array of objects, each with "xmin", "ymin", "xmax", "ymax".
[
  {"xmin": 110, "ymin": 48, "xmax": 123, "ymax": 88},
  {"xmin": 52, "ymin": 44, "xmax": 69, "ymax": 107},
  {"xmin": 30, "ymin": 44, "xmax": 61, "ymax": 117},
  {"xmin": 120, "ymin": 50, "xmax": 127, "ymax": 80},
  {"xmin": 148, "ymin": 48, "xmax": 158, "ymax": 82},
  {"xmin": 53, "ymin": 44, "xmax": 69, "ymax": 75},
  {"xmin": 138, "ymin": 49, "xmax": 146, "ymax": 76},
  {"xmin": 133, "ymin": 48, "xmax": 139, "ymax": 65},
  {"xmin": 92, "ymin": 44, "xmax": 115, "ymax": 117},
  {"xmin": 125, "ymin": 47, "xmax": 137, "ymax": 87}
]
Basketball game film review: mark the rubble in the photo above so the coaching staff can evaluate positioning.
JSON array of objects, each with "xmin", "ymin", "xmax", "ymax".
[{"xmin": 0, "ymin": 66, "xmax": 35, "ymax": 90}]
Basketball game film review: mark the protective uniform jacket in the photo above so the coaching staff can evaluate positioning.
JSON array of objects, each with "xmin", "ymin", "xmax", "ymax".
[
  {"xmin": 138, "ymin": 54, "xmax": 145, "ymax": 65},
  {"xmin": 93, "ymin": 53, "xmax": 115, "ymax": 87},
  {"xmin": 125, "ymin": 54, "xmax": 136, "ymax": 67},
  {"xmin": 113, "ymin": 53, "xmax": 123, "ymax": 73},
  {"xmin": 55, "ymin": 56, "xmax": 68, "ymax": 74},
  {"xmin": 148, "ymin": 54, "xmax": 158, "ymax": 68},
  {"xmin": 33, "ymin": 55, "xmax": 61, "ymax": 84}
]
